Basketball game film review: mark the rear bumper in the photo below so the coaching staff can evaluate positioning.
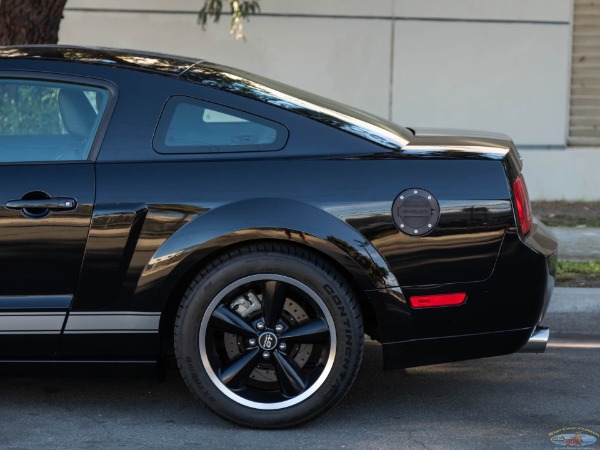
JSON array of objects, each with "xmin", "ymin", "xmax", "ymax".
[
  {"xmin": 522, "ymin": 219, "xmax": 558, "ymax": 323},
  {"xmin": 513, "ymin": 220, "xmax": 557, "ymax": 354},
  {"xmin": 376, "ymin": 218, "xmax": 558, "ymax": 369}
]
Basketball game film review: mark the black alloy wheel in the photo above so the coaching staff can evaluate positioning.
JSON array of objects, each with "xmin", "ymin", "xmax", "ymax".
[{"xmin": 174, "ymin": 243, "xmax": 364, "ymax": 428}]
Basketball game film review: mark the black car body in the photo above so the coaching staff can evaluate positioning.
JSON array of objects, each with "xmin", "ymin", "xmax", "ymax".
[{"xmin": 0, "ymin": 46, "xmax": 557, "ymax": 428}]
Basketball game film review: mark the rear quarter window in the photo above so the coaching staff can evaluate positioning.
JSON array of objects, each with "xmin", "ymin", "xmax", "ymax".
[{"xmin": 153, "ymin": 96, "xmax": 288, "ymax": 154}]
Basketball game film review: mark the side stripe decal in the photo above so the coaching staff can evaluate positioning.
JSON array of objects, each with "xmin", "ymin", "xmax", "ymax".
[
  {"xmin": 0, "ymin": 313, "xmax": 66, "ymax": 334},
  {"xmin": 63, "ymin": 312, "xmax": 161, "ymax": 334},
  {"xmin": 0, "ymin": 312, "xmax": 161, "ymax": 334}
]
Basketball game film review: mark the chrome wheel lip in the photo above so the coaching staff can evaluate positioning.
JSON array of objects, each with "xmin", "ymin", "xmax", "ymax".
[{"xmin": 199, "ymin": 274, "xmax": 337, "ymax": 410}]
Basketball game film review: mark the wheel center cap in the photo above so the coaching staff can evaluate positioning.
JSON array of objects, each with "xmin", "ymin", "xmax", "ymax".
[{"xmin": 258, "ymin": 331, "xmax": 278, "ymax": 351}]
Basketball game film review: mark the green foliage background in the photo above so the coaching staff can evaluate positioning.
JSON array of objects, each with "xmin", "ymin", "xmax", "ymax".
[{"xmin": 0, "ymin": 85, "xmax": 63, "ymax": 135}]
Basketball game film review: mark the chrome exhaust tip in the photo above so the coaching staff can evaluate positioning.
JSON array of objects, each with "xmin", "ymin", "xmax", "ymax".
[{"xmin": 519, "ymin": 326, "xmax": 549, "ymax": 353}]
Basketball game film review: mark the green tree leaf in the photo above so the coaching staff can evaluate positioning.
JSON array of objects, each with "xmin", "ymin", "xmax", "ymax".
[{"xmin": 197, "ymin": 0, "xmax": 261, "ymax": 40}]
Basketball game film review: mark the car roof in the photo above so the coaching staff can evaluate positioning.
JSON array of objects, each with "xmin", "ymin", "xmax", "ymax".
[
  {"xmin": 0, "ymin": 45, "xmax": 198, "ymax": 75},
  {"xmin": 0, "ymin": 45, "xmax": 411, "ymax": 149}
]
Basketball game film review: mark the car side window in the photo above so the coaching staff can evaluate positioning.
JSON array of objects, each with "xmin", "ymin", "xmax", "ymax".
[
  {"xmin": 0, "ymin": 79, "xmax": 109, "ymax": 162},
  {"xmin": 153, "ymin": 96, "xmax": 288, "ymax": 154}
]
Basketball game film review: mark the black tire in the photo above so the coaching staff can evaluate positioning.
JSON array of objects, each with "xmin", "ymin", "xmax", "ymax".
[{"xmin": 174, "ymin": 242, "xmax": 364, "ymax": 428}]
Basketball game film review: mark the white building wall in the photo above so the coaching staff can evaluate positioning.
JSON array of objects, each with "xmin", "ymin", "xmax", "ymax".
[
  {"xmin": 521, "ymin": 148, "xmax": 600, "ymax": 200},
  {"xmin": 60, "ymin": 0, "xmax": 583, "ymax": 199},
  {"xmin": 392, "ymin": 20, "xmax": 570, "ymax": 146}
]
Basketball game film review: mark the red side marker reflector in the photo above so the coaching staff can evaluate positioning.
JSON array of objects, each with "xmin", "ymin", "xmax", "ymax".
[{"xmin": 409, "ymin": 293, "xmax": 467, "ymax": 308}]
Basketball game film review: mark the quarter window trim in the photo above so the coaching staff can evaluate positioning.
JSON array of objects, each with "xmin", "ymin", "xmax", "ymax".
[{"xmin": 152, "ymin": 95, "xmax": 289, "ymax": 155}]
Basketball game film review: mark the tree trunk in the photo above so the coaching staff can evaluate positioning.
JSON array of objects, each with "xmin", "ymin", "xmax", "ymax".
[{"xmin": 0, "ymin": 0, "xmax": 67, "ymax": 45}]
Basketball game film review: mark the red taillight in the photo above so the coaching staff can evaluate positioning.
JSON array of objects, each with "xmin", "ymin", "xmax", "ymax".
[
  {"xmin": 409, "ymin": 293, "xmax": 467, "ymax": 308},
  {"xmin": 512, "ymin": 174, "xmax": 532, "ymax": 235}
]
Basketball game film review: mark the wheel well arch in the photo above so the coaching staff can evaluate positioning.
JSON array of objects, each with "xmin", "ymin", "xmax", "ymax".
[{"xmin": 157, "ymin": 238, "xmax": 381, "ymax": 358}]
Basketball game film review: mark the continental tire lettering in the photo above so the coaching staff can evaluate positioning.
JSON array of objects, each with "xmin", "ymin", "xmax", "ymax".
[
  {"xmin": 186, "ymin": 356, "xmax": 202, "ymax": 385},
  {"xmin": 323, "ymin": 284, "xmax": 348, "ymax": 317},
  {"xmin": 323, "ymin": 381, "xmax": 339, "ymax": 401},
  {"xmin": 344, "ymin": 318, "xmax": 352, "ymax": 348}
]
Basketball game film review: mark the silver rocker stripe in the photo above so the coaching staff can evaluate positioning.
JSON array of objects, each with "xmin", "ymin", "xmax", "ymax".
[
  {"xmin": 0, "ymin": 312, "xmax": 66, "ymax": 334},
  {"xmin": 64, "ymin": 312, "xmax": 160, "ymax": 334}
]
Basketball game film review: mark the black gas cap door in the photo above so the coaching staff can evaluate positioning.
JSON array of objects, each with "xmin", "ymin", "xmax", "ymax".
[{"xmin": 392, "ymin": 188, "xmax": 440, "ymax": 236}]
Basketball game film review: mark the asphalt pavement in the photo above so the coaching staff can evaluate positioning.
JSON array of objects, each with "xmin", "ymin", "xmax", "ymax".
[
  {"xmin": 1, "ymin": 224, "xmax": 595, "ymax": 449},
  {"xmin": 0, "ymin": 287, "xmax": 598, "ymax": 450}
]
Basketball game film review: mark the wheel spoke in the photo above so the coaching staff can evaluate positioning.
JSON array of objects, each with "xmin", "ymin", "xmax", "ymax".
[
  {"xmin": 280, "ymin": 318, "xmax": 329, "ymax": 343},
  {"xmin": 219, "ymin": 347, "xmax": 261, "ymax": 389},
  {"xmin": 273, "ymin": 350, "xmax": 306, "ymax": 397},
  {"xmin": 210, "ymin": 304, "xmax": 256, "ymax": 337},
  {"xmin": 261, "ymin": 280, "xmax": 287, "ymax": 328}
]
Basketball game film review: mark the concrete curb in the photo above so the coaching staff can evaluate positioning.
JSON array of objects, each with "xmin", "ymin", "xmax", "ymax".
[
  {"xmin": 547, "ymin": 287, "xmax": 600, "ymax": 313},
  {"xmin": 550, "ymin": 227, "xmax": 600, "ymax": 261}
]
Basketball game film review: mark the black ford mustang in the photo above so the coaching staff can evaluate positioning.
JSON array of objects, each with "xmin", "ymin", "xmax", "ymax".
[{"xmin": 0, "ymin": 46, "xmax": 556, "ymax": 428}]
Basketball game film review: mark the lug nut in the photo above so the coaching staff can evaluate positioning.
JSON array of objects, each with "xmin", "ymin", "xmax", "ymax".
[
  {"xmin": 262, "ymin": 351, "xmax": 270, "ymax": 360},
  {"xmin": 256, "ymin": 321, "xmax": 265, "ymax": 331},
  {"xmin": 248, "ymin": 338, "xmax": 257, "ymax": 347},
  {"xmin": 278, "ymin": 342, "xmax": 287, "ymax": 351},
  {"xmin": 275, "ymin": 324, "xmax": 284, "ymax": 334}
]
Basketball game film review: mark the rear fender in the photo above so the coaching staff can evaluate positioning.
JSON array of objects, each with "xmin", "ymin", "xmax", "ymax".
[{"xmin": 139, "ymin": 199, "xmax": 400, "ymax": 306}]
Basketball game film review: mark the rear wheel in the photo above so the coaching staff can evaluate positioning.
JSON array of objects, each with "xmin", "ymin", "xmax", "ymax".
[{"xmin": 174, "ymin": 243, "xmax": 363, "ymax": 428}]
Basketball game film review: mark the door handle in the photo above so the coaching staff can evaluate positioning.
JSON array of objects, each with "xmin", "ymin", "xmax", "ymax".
[{"xmin": 5, "ymin": 197, "xmax": 77, "ymax": 211}]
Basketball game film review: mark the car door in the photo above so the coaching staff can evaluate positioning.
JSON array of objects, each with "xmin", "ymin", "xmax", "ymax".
[{"xmin": 0, "ymin": 75, "xmax": 111, "ymax": 357}]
